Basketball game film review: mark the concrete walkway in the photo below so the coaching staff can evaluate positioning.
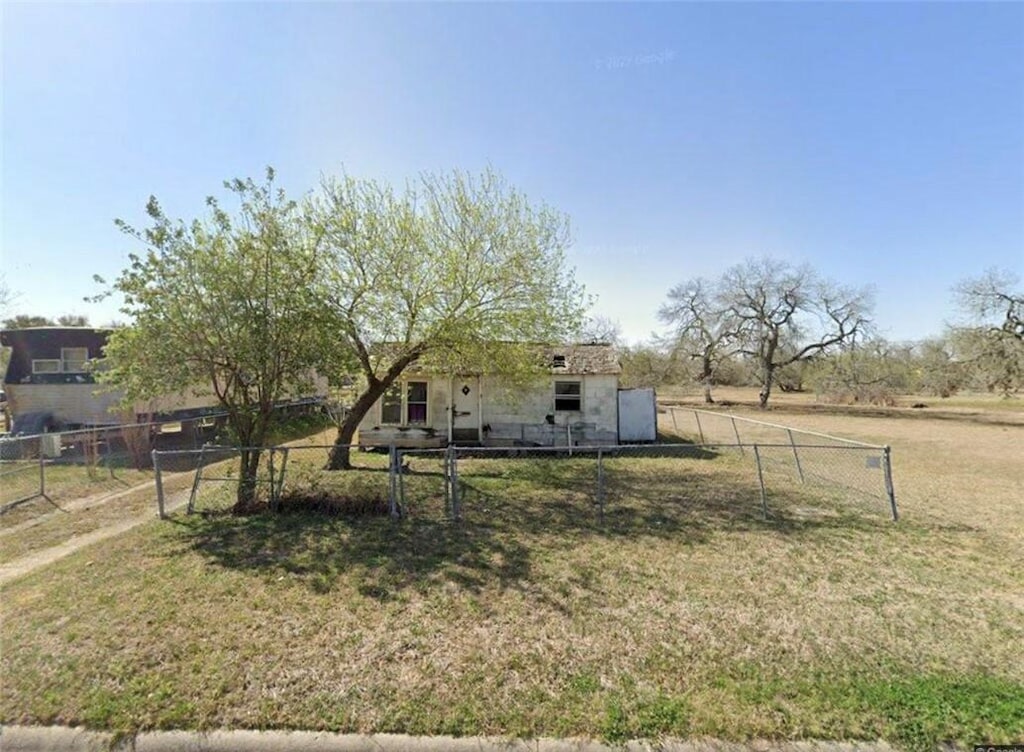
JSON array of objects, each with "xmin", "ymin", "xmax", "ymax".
[
  {"xmin": 0, "ymin": 727, "xmax": 897, "ymax": 752},
  {"xmin": 0, "ymin": 488, "xmax": 189, "ymax": 586}
]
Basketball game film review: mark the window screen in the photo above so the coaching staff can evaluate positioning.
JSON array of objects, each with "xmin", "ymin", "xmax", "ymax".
[{"xmin": 554, "ymin": 381, "xmax": 581, "ymax": 411}]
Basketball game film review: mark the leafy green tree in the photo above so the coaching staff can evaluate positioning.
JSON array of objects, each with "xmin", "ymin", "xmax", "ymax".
[
  {"xmin": 98, "ymin": 170, "xmax": 333, "ymax": 510},
  {"xmin": 56, "ymin": 314, "xmax": 90, "ymax": 326},
  {"xmin": 1, "ymin": 314, "xmax": 89, "ymax": 328},
  {"xmin": 618, "ymin": 343, "xmax": 685, "ymax": 389},
  {"xmin": 2, "ymin": 315, "xmax": 55, "ymax": 328},
  {"xmin": 312, "ymin": 169, "xmax": 587, "ymax": 469}
]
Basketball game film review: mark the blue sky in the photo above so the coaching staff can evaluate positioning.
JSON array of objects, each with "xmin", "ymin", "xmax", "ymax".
[{"xmin": 2, "ymin": 1, "xmax": 1022, "ymax": 343}]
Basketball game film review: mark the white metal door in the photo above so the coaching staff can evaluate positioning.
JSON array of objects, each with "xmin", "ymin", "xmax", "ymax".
[
  {"xmin": 617, "ymin": 388, "xmax": 657, "ymax": 442},
  {"xmin": 451, "ymin": 377, "xmax": 480, "ymax": 442}
]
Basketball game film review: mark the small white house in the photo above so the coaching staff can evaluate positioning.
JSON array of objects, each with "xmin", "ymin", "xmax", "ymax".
[{"xmin": 357, "ymin": 344, "xmax": 654, "ymax": 448}]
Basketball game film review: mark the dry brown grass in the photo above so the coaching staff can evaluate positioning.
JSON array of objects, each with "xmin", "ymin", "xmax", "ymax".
[{"xmin": 1, "ymin": 402, "xmax": 1022, "ymax": 749}]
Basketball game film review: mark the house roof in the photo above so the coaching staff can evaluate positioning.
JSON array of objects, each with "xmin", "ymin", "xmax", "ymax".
[
  {"xmin": 1, "ymin": 327, "xmax": 111, "ymax": 384},
  {"xmin": 394, "ymin": 342, "xmax": 621, "ymax": 376},
  {"xmin": 543, "ymin": 344, "xmax": 621, "ymax": 375}
]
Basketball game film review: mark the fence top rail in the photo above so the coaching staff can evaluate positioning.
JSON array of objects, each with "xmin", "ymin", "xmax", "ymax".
[
  {"xmin": 0, "ymin": 413, "xmax": 233, "ymax": 443},
  {"xmin": 149, "ymin": 440, "xmax": 884, "ymax": 457},
  {"xmin": 152, "ymin": 443, "xmax": 360, "ymax": 456},
  {"xmin": 680, "ymin": 407, "xmax": 884, "ymax": 450},
  {"xmin": 403, "ymin": 442, "xmax": 881, "ymax": 455}
]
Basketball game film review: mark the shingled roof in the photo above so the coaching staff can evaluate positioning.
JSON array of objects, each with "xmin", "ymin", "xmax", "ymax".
[
  {"xmin": 542, "ymin": 344, "xmax": 621, "ymax": 375},
  {"xmin": 377, "ymin": 342, "xmax": 621, "ymax": 376}
]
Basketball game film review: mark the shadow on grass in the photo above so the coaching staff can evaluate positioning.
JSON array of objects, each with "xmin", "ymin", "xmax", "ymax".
[{"xmin": 169, "ymin": 451, "xmax": 894, "ymax": 600}]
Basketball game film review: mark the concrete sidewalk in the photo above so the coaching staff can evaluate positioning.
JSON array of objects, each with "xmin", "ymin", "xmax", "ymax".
[{"xmin": 0, "ymin": 726, "xmax": 899, "ymax": 752}]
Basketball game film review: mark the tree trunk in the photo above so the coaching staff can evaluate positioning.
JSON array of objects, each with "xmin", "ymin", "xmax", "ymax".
[
  {"xmin": 701, "ymin": 359, "xmax": 715, "ymax": 404},
  {"xmin": 758, "ymin": 364, "xmax": 774, "ymax": 409},
  {"xmin": 234, "ymin": 448, "xmax": 262, "ymax": 512},
  {"xmin": 327, "ymin": 347, "xmax": 426, "ymax": 471},
  {"xmin": 327, "ymin": 379, "xmax": 393, "ymax": 470}
]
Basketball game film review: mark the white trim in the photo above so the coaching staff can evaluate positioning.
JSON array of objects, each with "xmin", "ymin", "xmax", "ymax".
[
  {"xmin": 554, "ymin": 379, "xmax": 582, "ymax": 412},
  {"xmin": 61, "ymin": 347, "xmax": 90, "ymax": 373},
  {"xmin": 32, "ymin": 359, "xmax": 62, "ymax": 374},
  {"xmin": 380, "ymin": 379, "xmax": 429, "ymax": 426}
]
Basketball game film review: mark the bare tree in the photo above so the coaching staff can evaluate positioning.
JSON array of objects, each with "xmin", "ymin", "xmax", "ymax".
[
  {"xmin": 579, "ymin": 315, "xmax": 622, "ymax": 345},
  {"xmin": 949, "ymin": 268, "xmax": 1024, "ymax": 397},
  {"xmin": 719, "ymin": 258, "xmax": 873, "ymax": 408},
  {"xmin": 658, "ymin": 278, "xmax": 741, "ymax": 403},
  {"xmin": 955, "ymin": 268, "xmax": 1023, "ymax": 342}
]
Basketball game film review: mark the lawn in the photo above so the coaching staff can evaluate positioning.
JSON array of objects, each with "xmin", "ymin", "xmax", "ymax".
[{"xmin": 1, "ymin": 402, "xmax": 1022, "ymax": 750}]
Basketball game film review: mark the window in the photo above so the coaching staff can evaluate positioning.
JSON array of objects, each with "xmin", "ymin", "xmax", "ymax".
[
  {"xmin": 551, "ymin": 354, "xmax": 567, "ymax": 368},
  {"xmin": 381, "ymin": 384, "xmax": 403, "ymax": 424},
  {"xmin": 406, "ymin": 381, "xmax": 428, "ymax": 424},
  {"xmin": 61, "ymin": 348, "xmax": 90, "ymax": 373},
  {"xmin": 381, "ymin": 380, "xmax": 429, "ymax": 425},
  {"xmin": 554, "ymin": 380, "xmax": 582, "ymax": 411},
  {"xmin": 32, "ymin": 359, "xmax": 62, "ymax": 374}
]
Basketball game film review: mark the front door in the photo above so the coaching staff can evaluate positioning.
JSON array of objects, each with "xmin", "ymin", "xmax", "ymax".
[{"xmin": 451, "ymin": 376, "xmax": 480, "ymax": 443}]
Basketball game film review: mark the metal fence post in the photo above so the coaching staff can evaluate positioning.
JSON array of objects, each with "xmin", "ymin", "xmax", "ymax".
[
  {"xmin": 187, "ymin": 445, "xmax": 207, "ymax": 515},
  {"xmin": 732, "ymin": 416, "xmax": 744, "ymax": 455},
  {"xmin": 444, "ymin": 446, "xmax": 452, "ymax": 515},
  {"xmin": 268, "ymin": 448, "xmax": 277, "ymax": 511},
  {"xmin": 694, "ymin": 410, "xmax": 706, "ymax": 445},
  {"xmin": 152, "ymin": 449, "xmax": 166, "ymax": 519},
  {"xmin": 882, "ymin": 445, "xmax": 899, "ymax": 522},
  {"xmin": 787, "ymin": 429, "xmax": 805, "ymax": 483},
  {"xmin": 597, "ymin": 448, "xmax": 605, "ymax": 521},
  {"xmin": 276, "ymin": 447, "xmax": 290, "ymax": 502},
  {"xmin": 753, "ymin": 444, "xmax": 768, "ymax": 519},
  {"xmin": 450, "ymin": 447, "xmax": 461, "ymax": 521},
  {"xmin": 388, "ymin": 445, "xmax": 397, "ymax": 518},
  {"xmin": 39, "ymin": 449, "xmax": 46, "ymax": 500},
  {"xmin": 396, "ymin": 449, "xmax": 406, "ymax": 518}
]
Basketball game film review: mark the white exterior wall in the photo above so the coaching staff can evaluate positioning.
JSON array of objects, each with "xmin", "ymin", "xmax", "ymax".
[
  {"xmin": 356, "ymin": 373, "xmax": 621, "ymax": 447},
  {"xmin": 5, "ymin": 384, "xmax": 126, "ymax": 425},
  {"xmin": 481, "ymin": 374, "xmax": 618, "ymax": 445},
  {"xmin": 5, "ymin": 384, "xmax": 224, "ymax": 425},
  {"xmin": 6, "ymin": 378, "xmax": 326, "ymax": 428}
]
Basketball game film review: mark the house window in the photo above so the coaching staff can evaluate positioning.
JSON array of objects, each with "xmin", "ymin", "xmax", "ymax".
[
  {"xmin": 381, "ymin": 384, "xmax": 403, "ymax": 424},
  {"xmin": 554, "ymin": 380, "xmax": 582, "ymax": 411},
  {"xmin": 381, "ymin": 380, "xmax": 429, "ymax": 425},
  {"xmin": 552, "ymin": 354, "xmax": 567, "ymax": 368},
  {"xmin": 61, "ymin": 348, "xmax": 90, "ymax": 373},
  {"xmin": 32, "ymin": 359, "xmax": 62, "ymax": 374},
  {"xmin": 406, "ymin": 381, "xmax": 428, "ymax": 424}
]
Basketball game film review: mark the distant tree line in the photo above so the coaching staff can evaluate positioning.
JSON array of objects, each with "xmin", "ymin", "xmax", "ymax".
[{"xmin": 619, "ymin": 263, "xmax": 1024, "ymax": 404}]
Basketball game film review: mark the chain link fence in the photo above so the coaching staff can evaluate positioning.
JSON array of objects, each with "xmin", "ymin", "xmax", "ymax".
[
  {"xmin": 156, "ymin": 430, "xmax": 899, "ymax": 524},
  {"xmin": 0, "ymin": 419, "xmax": 219, "ymax": 512},
  {"xmin": 666, "ymin": 407, "xmax": 897, "ymax": 518}
]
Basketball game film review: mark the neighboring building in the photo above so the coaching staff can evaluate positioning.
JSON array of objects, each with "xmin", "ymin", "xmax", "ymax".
[
  {"xmin": 357, "ymin": 344, "xmax": 656, "ymax": 448},
  {"xmin": 0, "ymin": 327, "xmax": 325, "ymax": 433}
]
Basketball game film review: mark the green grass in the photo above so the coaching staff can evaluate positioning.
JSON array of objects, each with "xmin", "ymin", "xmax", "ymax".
[{"xmin": 2, "ymin": 436, "xmax": 1022, "ymax": 750}]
